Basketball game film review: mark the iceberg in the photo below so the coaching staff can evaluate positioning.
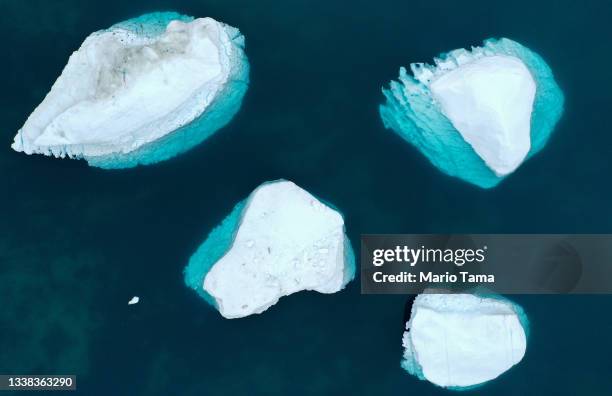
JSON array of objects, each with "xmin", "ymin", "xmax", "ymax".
[
  {"xmin": 12, "ymin": 12, "xmax": 249, "ymax": 169},
  {"xmin": 184, "ymin": 180, "xmax": 355, "ymax": 319},
  {"xmin": 380, "ymin": 38, "xmax": 564, "ymax": 188},
  {"xmin": 402, "ymin": 293, "xmax": 528, "ymax": 390}
]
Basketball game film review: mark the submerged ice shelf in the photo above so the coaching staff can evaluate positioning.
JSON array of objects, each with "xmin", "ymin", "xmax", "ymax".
[
  {"xmin": 402, "ymin": 293, "xmax": 528, "ymax": 390},
  {"xmin": 380, "ymin": 38, "xmax": 564, "ymax": 188},
  {"xmin": 12, "ymin": 12, "xmax": 249, "ymax": 169},
  {"xmin": 184, "ymin": 180, "xmax": 355, "ymax": 319}
]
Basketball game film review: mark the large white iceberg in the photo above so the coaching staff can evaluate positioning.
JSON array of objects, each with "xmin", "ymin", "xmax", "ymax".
[
  {"xmin": 402, "ymin": 293, "xmax": 529, "ymax": 390},
  {"xmin": 380, "ymin": 38, "xmax": 564, "ymax": 188},
  {"xmin": 184, "ymin": 180, "xmax": 355, "ymax": 319},
  {"xmin": 12, "ymin": 12, "xmax": 249, "ymax": 168}
]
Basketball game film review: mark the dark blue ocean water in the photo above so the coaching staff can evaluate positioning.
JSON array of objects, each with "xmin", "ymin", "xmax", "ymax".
[{"xmin": 1, "ymin": 0, "xmax": 611, "ymax": 395}]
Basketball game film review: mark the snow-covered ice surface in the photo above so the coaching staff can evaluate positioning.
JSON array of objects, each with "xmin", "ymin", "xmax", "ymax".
[
  {"xmin": 429, "ymin": 56, "xmax": 535, "ymax": 176},
  {"xmin": 402, "ymin": 293, "xmax": 529, "ymax": 390},
  {"xmin": 12, "ymin": 12, "xmax": 249, "ymax": 169},
  {"xmin": 380, "ymin": 38, "xmax": 564, "ymax": 188},
  {"xmin": 184, "ymin": 180, "xmax": 355, "ymax": 319}
]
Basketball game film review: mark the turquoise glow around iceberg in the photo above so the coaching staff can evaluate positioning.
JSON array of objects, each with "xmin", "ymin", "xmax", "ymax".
[
  {"xmin": 86, "ymin": 12, "xmax": 250, "ymax": 169},
  {"xmin": 183, "ymin": 180, "xmax": 356, "ymax": 313},
  {"xmin": 380, "ymin": 38, "xmax": 564, "ymax": 188},
  {"xmin": 183, "ymin": 200, "xmax": 246, "ymax": 306}
]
